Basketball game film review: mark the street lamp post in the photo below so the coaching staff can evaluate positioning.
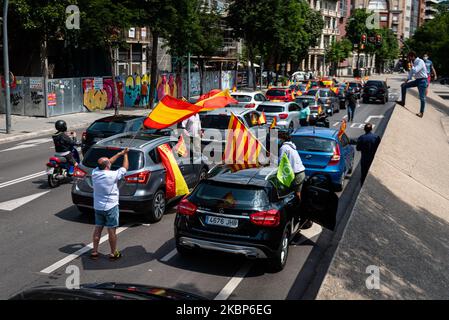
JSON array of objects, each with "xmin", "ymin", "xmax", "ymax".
[
  {"xmin": 187, "ymin": 52, "xmax": 191, "ymax": 100},
  {"xmin": 2, "ymin": 0, "xmax": 11, "ymax": 134}
]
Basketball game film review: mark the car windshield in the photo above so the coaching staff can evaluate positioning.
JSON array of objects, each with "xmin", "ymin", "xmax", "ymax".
[
  {"xmin": 348, "ymin": 83, "xmax": 359, "ymax": 88},
  {"xmin": 306, "ymin": 90, "xmax": 327, "ymax": 97},
  {"xmin": 83, "ymin": 148, "xmax": 144, "ymax": 170},
  {"xmin": 192, "ymin": 182, "xmax": 269, "ymax": 209},
  {"xmin": 231, "ymin": 95, "xmax": 252, "ymax": 102},
  {"xmin": 366, "ymin": 81, "xmax": 383, "ymax": 87},
  {"xmin": 256, "ymin": 105, "xmax": 285, "ymax": 113},
  {"xmin": 292, "ymin": 136, "xmax": 336, "ymax": 153},
  {"xmin": 200, "ymin": 115, "xmax": 232, "ymax": 130},
  {"xmin": 295, "ymin": 97, "xmax": 316, "ymax": 105},
  {"xmin": 88, "ymin": 121, "xmax": 126, "ymax": 133},
  {"xmin": 266, "ymin": 89, "xmax": 287, "ymax": 97}
]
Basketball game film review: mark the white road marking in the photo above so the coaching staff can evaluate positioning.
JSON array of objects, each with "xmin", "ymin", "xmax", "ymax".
[
  {"xmin": 40, "ymin": 224, "xmax": 132, "ymax": 274},
  {"xmin": 0, "ymin": 138, "xmax": 53, "ymax": 153},
  {"xmin": 293, "ymin": 224, "xmax": 323, "ymax": 246},
  {"xmin": 0, "ymin": 171, "xmax": 46, "ymax": 189},
  {"xmin": 214, "ymin": 262, "xmax": 252, "ymax": 300},
  {"xmin": 364, "ymin": 115, "xmax": 384, "ymax": 123},
  {"xmin": 0, "ymin": 191, "xmax": 50, "ymax": 211},
  {"xmin": 160, "ymin": 248, "xmax": 178, "ymax": 262}
]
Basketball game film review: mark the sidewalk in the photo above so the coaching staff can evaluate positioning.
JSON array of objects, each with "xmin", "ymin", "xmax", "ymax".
[
  {"xmin": 0, "ymin": 108, "xmax": 149, "ymax": 144},
  {"xmin": 316, "ymin": 78, "xmax": 449, "ymax": 299}
]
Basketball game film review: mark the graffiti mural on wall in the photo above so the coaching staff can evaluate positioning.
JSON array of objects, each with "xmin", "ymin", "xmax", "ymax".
[{"xmin": 82, "ymin": 78, "xmax": 115, "ymax": 111}]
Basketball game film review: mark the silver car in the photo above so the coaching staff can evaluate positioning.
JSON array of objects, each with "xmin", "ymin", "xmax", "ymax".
[
  {"xmin": 256, "ymin": 101, "xmax": 301, "ymax": 130},
  {"xmin": 230, "ymin": 91, "xmax": 268, "ymax": 109},
  {"xmin": 71, "ymin": 130, "xmax": 209, "ymax": 223},
  {"xmin": 305, "ymin": 88, "xmax": 340, "ymax": 115}
]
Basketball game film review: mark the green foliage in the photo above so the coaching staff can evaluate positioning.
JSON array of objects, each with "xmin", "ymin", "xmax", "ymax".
[
  {"xmin": 374, "ymin": 28, "xmax": 399, "ymax": 63},
  {"xmin": 409, "ymin": 11, "xmax": 449, "ymax": 76},
  {"xmin": 326, "ymin": 39, "xmax": 352, "ymax": 64}
]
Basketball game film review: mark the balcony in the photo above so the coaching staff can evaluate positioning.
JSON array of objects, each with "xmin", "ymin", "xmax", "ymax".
[
  {"xmin": 322, "ymin": 28, "xmax": 340, "ymax": 36},
  {"xmin": 320, "ymin": 8, "xmax": 341, "ymax": 18}
]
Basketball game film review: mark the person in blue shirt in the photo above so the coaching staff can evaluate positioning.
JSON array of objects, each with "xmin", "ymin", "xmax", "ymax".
[
  {"xmin": 423, "ymin": 53, "xmax": 437, "ymax": 96},
  {"xmin": 356, "ymin": 123, "xmax": 381, "ymax": 184},
  {"xmin": 395, "ymin": 51, "xmax": 428, "ymax": 118},
  {"xmin": 299, "ymin": 100, "xmax": 311, "ymax": 126}
]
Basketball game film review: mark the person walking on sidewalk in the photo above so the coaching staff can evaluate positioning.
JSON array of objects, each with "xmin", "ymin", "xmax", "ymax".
[
  {"xmin": 423, "ymin": 53, "xmax": 437, "ymax": 96},
  {"xmin": 356, "ymin": 123, "xmax": 381, "ymax": 184},
  {"xmin": 395, "ymin": 51, "xmax": 428, "ymax": 118},
  {"xmin": 90, "ymin": 148, "xmax": 129, "ymax": 261}
]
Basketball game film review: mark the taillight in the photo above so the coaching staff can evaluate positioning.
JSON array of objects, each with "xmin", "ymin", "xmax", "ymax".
[
  {"xmin": 177, "ymin": 198, "xmax": 197, "ymax": 216},
  {"xmin": 125, "ymin": 171, "xmax": 151, "ymax": 184},
  {"xmin": 250, "ymin": 209, "xmax": 280, "ymax": 227},
  {"xmin": 245, "ymin": 103, "xmax": 255, "ymax": 108},
  {"xmin": 82, "ymin": 131, "xmax": 87, "ymax": 141},
  {"xmin": 279, "ymin": 113, "xmax": 288, "ymax": 119},
  {"xmin": 73, "ymin": 166, "xmax": 87, "ymax": 178},
  {"xmin": 328, "ymin": 143, "xmax": 341, "ymax": 166}
]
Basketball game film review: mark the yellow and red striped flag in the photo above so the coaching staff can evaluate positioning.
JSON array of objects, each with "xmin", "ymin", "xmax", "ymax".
[
  {"xmin": 173, "ymin": 135, "xmax": 188, "ymax": 157},
  {"xmin": 195, "ymin": 89, "xmax": 237, "ymax": 111},
  {"xmin": 143, "ymin": 95, "xmax": 200, "ymax": 130},
  {"xmin": 338, "ymin": 119, "xmax": 347, "ymax": 138},
  {"xmin": 224, "ymin": 113, "xmax": 262, "ymax": 172},
  {"xmin": 305, "ymin": 81, "xmax": 311, "ymax": 92},
  {"xmin": 270, "ymin": 116, "xmax": 277, "ymax": 129},
  {"xmin": 157, "ymin": 143, "xmax": 189, "ymax": 199},
  {"xmin": 258, "ymin": 112, "xmax": 267, "ymax": 125}
]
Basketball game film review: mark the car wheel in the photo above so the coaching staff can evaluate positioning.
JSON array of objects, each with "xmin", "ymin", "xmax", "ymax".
[
  {"xmin": 47, "ymin": 173, "xmax": 60, "ymax": 188},
  {"xmin": 380, "ymin": 97, "xmax": 386, "ymax": 104},
  {"xmin": 146, "ymin": 189, "xmax": 166, "ymax": 223},
  {"xmin": 268, "ymin": 224, "xmax": 291, "ymax": 272}
]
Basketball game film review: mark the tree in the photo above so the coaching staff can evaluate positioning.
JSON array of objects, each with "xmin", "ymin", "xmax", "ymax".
[
  {"xmin": 373, "ymin": 28, "xmax": 399, "ymax": 73},
  {"xmin": 325, "ymin": 39, "xmax": 352, "ymax": 76},
  {"xmin": 345, "ymin": 9, "xmax": 371, "ymax": 75},
  {"xmin": 409, "ymin": 10, "xmax": 449, "ymax": 77}
]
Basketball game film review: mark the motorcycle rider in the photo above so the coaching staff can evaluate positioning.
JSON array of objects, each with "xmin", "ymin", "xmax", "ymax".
[{"xmin": 52, "ymin": 120, "xmax": 78, "ymax": 173}]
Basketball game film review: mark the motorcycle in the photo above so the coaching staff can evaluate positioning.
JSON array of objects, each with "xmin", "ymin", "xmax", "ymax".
[{"xmin": 46, "ymin": 141, "xmax": 81, "ymax": 188}]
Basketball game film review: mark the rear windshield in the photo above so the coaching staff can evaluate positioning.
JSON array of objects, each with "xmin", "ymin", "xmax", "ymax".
[
  {"xmin": 231, "ymin": 95, "xmax": 252, "ymax": 102},
  {"xmin": 192, "ymin": 182, "xmax": 269, "ymax": 209},
  {"xmin": 200, "ymin": 115, "xmax": 231, "ymax": 130},
  {"xmin": 295, "ymin": 97, "xmax": 316, "ymax": 105},
  {"xmin": 88, "ymin": 121, "xmax": 126, "ymax": 133},
  {"xmin": 348, "ymin": 83, "xmax": 360, "ymax": 88},
  {"xmin": 266, "ymin": 89, "xmax": 287, "ymax": 97},
  {"xmin": 306, "ymin": 90, "xmax": 327, "ymax": 97},
  {"xmin": 256, "ymin": 105, "xmax": 285, "ymax": 113},
  {"xmin": 292, "ymin": 136, "xmax": 336, "ymax": 153},
  {"xmin": 83, "ymin": 148, "xmax": 144, "ymax": 170}
]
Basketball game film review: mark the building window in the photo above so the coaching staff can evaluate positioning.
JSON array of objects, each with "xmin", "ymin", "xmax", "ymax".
[{"xmin": 368, "ymin": 0, "xmax": 388, "ymax": 11}]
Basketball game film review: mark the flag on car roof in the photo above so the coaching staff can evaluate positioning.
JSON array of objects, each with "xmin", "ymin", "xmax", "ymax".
[
  {"xmin": 270, "ymin": 116, "xmax": 277, "ymax": 129},
  {"xmin": 195, "ymin": 89, "xmax": 238, "ymax": 111},
  {"xmin": 258, "ymin": 112, "xmax": 267, "ymax": 125},
  {"xmin": 143, "ymin": 95, "xmax": 201, "ymax": 130},
  {"xmin": 173, "ymin": 135, "xmax": 188, "ymax": 157},
  {"xmin": 157, "ymin": 143, "xmax": 189, "ymax": 199},
  {"xmin": 314, "ymin": 89, "xmax": 320, "ymax": 102},
  {"xmin": 305, "ymin": 81, "xmax": 311, "ymax": 92},
  {"xmin": 224, "ymin": 112, "xmax": 262, "ymax": 172},
  {"xmin": 277, "ymin": 153, "xmax": 295, "ymax": 187}
]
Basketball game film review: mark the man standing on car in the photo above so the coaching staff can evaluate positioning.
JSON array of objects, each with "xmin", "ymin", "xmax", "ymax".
[
  {"xmin": 278, "ymin": 130, "xmax": 306, "ymax": 201},
  {"xmin": 395, "ymin": 51, "xmax": 428, "ymax": 118},
  {"xmin": 356, "ymin": 123, "xmax": 381, "ymax": 184},
  {"xmin": 90, "ymin": 148, "xmax": 129, "ymax": 261}
]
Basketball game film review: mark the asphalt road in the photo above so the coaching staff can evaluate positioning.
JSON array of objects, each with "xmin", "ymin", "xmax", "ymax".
[{"xmin": 0, "ymin": 89, "xmax": 399, "ymax": 300}]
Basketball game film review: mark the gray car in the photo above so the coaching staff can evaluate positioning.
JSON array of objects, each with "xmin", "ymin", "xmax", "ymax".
[
  {"xmin": 256, "ymin": 101, "xmax": 301, "ymax": 129},
  {"xmin": 71, "ymin": 130, "xmax": 209, "ymax": 223},
  {"xmin": 306, "ymin": 88, "xmax": 340, "ymax": 115}
]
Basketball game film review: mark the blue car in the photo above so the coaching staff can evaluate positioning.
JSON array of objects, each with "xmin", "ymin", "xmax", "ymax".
[{"xmin": 291, "ymin": 127, "xmax": 355, "ymax": 191}]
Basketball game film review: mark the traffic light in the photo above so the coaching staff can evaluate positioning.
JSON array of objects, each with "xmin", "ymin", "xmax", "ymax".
[
  {"xmin": 376, "ymin": 34, "xmax": 382, "ymax": 45},
  {"xmin": 361, "ymin": 34, "xmax": 367, "ymax": 44}
]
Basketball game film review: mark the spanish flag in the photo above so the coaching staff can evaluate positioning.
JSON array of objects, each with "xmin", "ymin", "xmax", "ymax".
[
  {"xmin": 224, "ymin": 112, "xmax": 262, "ymax": 172},
  {"xmin": 315, "ymin": 89, "xmax": 320, "ymax": 102},
  {"xmin": 305, "ymin": 81, "xmax": 311, "ymax": 92},
  {"xmin": 195, "ymin": 89, "xmax": 238, "ymax": 111},
  {"xmin": 143, "ymin": 95, "xmax": 201, "ymax": 130},
  {"xmin": 258, "ymin": 112, "xmax": 267, "ymax": 125},
  {"xmin": 157, "ymin": 143, "xmax": 189, "ymax": 199},
  {"xmin": 173, "ymin": 135, "xmax": 188, "ymax": 157},
  {"xmin": 270, "ymin": 117, "xmax": 277, "ymax": 129},
  {"xmin": 338, "ymin": 119, "xmax": 347, "ymax": 138}
]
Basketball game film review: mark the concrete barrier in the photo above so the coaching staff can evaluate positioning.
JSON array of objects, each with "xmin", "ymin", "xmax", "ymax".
[{"xmin": 316, "ymin": 86, "xmax": 449, "ymax": 299}]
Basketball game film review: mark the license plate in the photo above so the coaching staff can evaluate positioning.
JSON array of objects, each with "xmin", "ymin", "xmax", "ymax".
[
  {"xmin": 46, "ymin": 167, "xmax": 54, "ymax": 174},
  {"xmin": 205, "ymin": 215, "xmax": 238, "ymax": 228}
]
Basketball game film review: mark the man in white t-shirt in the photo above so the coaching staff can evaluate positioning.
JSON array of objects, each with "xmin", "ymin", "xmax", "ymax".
[
  {"xmin": 182, "ymin": 113, "xmax": 202, "ymax": 154},
  {"xmin": 90, "ymin": 148, "xmax": 129, "ymax": 260}
]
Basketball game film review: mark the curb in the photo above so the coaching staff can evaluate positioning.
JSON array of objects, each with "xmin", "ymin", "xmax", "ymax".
[{"xmin": 409, "ymin": 88, "xmax": 449, "ymax": 115}]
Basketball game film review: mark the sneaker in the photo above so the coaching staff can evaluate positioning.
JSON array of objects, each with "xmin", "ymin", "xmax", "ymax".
[
  {"xmin": 416, "ymin": 112, "xmax": 423, "ymax": 118},
  {"xmin": 395, "ymin": 100, "xmax": 405, "ymax": 107}
]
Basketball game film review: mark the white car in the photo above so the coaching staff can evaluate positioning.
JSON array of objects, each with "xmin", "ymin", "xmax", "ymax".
[{"xmin": 230, "ymin": 91, "xmax": 267, "ymax": 109}]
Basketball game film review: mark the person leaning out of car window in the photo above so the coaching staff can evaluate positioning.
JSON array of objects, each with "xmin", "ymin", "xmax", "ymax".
[
  {"xmin": 278, "ymin": 130, "xmax": 306, "ymax": 201},
  {"xmin": 299, "ymin": 101, "xmax": 311, "ymax": 127}
]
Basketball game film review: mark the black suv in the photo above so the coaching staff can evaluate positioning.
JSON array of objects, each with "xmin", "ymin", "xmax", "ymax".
[
  {"xmin": 81, "ymin": 115, "xmax": 145, "ymax": 155},
  {"xmin": 174, "ymin": 166, "xmax": 338, "ymax": 271},
  {"xmin": 362, "ymin": 80, "xmax": 389, "ymax": 104}
]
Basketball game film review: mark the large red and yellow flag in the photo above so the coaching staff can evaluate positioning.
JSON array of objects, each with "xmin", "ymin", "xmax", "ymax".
[
  {"xmin": 305, "ymin": 81, "xmax": 311, "ymax": 92},
  {"xmin": 195, "ymin": 89, "xmax": 238, "ymax": 111},
  {"xmin": 258, "ymin": 112, "xmax": 267, "ymax": 125},
  {"xmin": 157, "ymin": 143, "xmax": 189, "ymax": 199},
  {"xmin": 224, "ymin": 112, "xmax": 262, "ymax": 171},
  {"xmin": 143, "ymin": 95, "xmax": 200, "ymax": 129}
]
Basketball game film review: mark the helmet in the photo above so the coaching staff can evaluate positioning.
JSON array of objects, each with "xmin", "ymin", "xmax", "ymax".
[
  {"xmin": 55, "ymin": 120, "xmax": 67, "ymax": 132},
  {"xmin": 302, "ymin": 100, "xmax": 309, "ymax": 108}
]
